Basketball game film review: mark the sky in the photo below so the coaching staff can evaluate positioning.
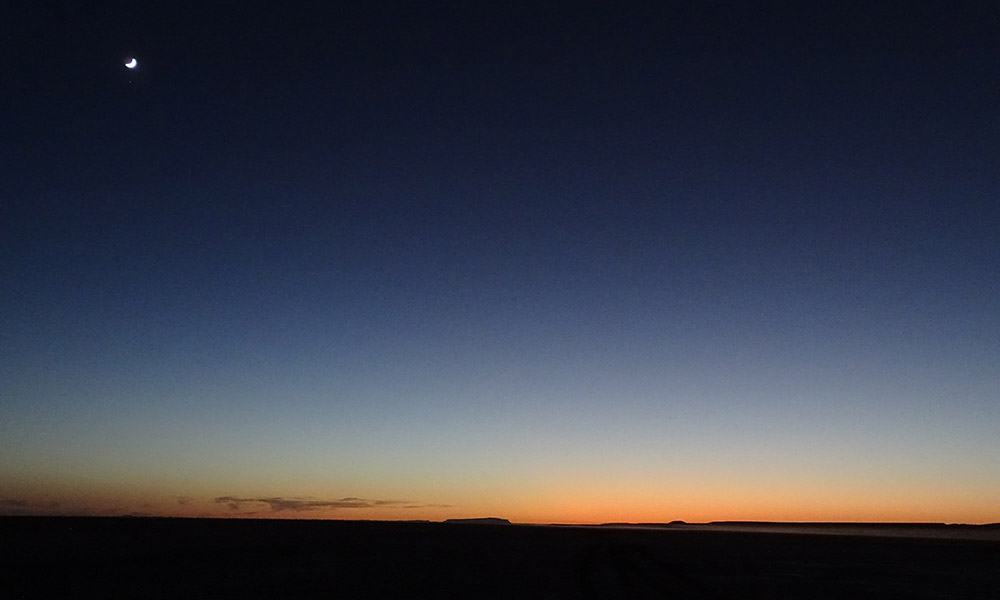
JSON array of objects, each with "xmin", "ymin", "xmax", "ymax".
[{"xmin": 2, "ymin": 2, "xmax": 998, "ymax": 524}]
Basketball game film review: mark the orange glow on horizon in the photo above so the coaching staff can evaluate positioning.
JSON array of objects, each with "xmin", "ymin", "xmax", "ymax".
[{"xmin": 2, "ymin": 473, "xmax": 996, "ymax": 524}]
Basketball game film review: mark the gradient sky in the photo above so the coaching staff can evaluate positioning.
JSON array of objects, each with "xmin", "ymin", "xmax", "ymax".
[{"xmin": 2, "ymin": 2, "xmax": 998, "ymax": 523}]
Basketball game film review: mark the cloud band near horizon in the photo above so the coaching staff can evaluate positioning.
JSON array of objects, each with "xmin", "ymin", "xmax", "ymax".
[{"xmin": 213, "ymin": 496, "xmax": 453, "ymax": 512}]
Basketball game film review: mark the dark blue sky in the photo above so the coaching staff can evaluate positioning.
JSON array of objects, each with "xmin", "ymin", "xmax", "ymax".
[{"xmin": 2, "ymin": 2, "xmax": 998, "ymax": 521}]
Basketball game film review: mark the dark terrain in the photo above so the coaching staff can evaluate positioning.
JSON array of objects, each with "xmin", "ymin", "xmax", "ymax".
[{"xmin": 2, "ymin": 517, "xmax": 998, "ymax": 598}]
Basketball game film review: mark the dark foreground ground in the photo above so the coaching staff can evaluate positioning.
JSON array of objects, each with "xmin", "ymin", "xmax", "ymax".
[{"xmin": 2, "ymin": 517, "xmax": 998, "ymax": 599}]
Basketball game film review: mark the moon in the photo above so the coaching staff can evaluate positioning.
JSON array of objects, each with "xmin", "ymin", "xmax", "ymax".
[{"xmin": 125, "ymin": 58, "xmax": 138, "ymax": 69}]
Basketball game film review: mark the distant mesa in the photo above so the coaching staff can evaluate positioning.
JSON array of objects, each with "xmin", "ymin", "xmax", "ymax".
[{"xmin": 444, "ymin": 517, "xmax": 511, "ymax": 525}]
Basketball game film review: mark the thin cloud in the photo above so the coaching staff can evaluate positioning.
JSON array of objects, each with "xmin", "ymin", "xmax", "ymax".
[
  {"xmin": 1, "ymin": 499, "xmax": 28, "ymax": 508},
  {"xmin": 216, "ymin": 496, "xmax": 244, "ymax": 511},
  {"xmin": 212, "ymin": 496, "xmax": 434, "ymax": 513},
  {"xmin": 176, "ymin": 496, "xmax": 194, "ymax": 506}
]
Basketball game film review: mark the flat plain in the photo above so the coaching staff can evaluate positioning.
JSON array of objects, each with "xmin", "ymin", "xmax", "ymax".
[{"xmin": 2, "ymin": 517, "xmax": 998, "ymax": 598}]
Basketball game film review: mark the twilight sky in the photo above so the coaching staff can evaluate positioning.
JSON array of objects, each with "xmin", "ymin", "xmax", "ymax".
[{"xmin": 2, "ymin": 2, "xmax": 998, "ymax": 523}]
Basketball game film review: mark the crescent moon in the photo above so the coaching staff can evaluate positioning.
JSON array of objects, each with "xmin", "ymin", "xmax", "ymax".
[{"xmin": 125, "ymin": 58, "xmax": 137, "ymax": 69}]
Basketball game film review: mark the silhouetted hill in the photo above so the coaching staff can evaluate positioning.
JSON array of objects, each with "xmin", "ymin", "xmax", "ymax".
[{"xmin": 444, "ymin": 517, "xmax": 511, "ymax": 525}]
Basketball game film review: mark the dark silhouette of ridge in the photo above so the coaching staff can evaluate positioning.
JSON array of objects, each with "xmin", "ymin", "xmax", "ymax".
[{"xmin": 444, "ymin": 517, "xmax": 511, "ymax": 525}]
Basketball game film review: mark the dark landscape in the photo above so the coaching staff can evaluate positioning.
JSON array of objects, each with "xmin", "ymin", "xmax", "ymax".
[{"xmin": 3, "ymin": 517, "xmax": 998, "ymax": 599}]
